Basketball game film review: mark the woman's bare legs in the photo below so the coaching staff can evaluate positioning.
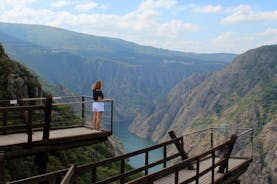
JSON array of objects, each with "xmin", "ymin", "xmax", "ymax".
[
  {"xmin": 92, "ymin": 111, "xmax": 97, "ymax": 129},
  {"xmin": 95, "ymin": 112, "xmax": 103, "ymax": 130}
]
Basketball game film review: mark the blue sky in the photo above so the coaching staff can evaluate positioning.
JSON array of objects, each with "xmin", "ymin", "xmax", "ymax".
[{"xmin": 0, "ymin": 0, "xmax": 276, "ymax": 54}]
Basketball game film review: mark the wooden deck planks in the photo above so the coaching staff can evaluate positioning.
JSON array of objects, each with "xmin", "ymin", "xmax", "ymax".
[
  {"xmin": 153, "ymin": 157, "xmax": 248, "ymax": 184},
  {"xmin": 0, "ymin": 127, "xmax": 100, "ymax": 147}
]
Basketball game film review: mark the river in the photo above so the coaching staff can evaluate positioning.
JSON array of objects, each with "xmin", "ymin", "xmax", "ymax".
[{"xmin": 113, "ymin": 121, "xmax": 163, "ymax": 171}]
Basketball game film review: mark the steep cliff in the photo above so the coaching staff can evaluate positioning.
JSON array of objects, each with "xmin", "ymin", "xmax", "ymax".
[
  {"xmin": 0, "ymin": 44, "xmax": 42, "ymax": 99},
  {"xmin": 129, "ymin": 45, "xmax": 277, "ymax": 183}
]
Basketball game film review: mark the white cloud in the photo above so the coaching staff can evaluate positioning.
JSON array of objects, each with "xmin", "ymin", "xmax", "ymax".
[
  {"xmin": 214, "ymin": 31, "xmax": 235, "ymax": 43},
  {"xmin": 258, "ymin": 28, "xmax": 277, "ymax": 36},
  {"xmin": 222, "ymin": 5, "xmax": 277, "ymax": 24},
  {"xmin": 51, "ymin": 1, "xmax": 70, "ymax": 8},
  {"xmin": 158, "ymin": 20, "xmax": 198, "ymax": 38},
  {"xmin": 139, "ymin": 0, "xmax": 177, "ymax": 10},
  {"xmin": 257, "ymin": 28, "xmax": 277, "ymax": 44},
  {"xmin": 75, "ymin": 2, "xmax": 98, "ymax": 12},
  {"xmin": 192, "ymin": 5, "xmax": 223, "ymax": 13}
]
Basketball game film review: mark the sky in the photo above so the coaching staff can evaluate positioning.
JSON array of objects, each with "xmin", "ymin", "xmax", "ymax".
[{"xmin": 0, "ymin": 0, "xmax": 277, "ymax": 54}]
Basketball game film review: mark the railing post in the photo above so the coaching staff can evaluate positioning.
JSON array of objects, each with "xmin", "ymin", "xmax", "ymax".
[
  {"xmin": 25, "ymin": 110, "xmax": 33, "ymax": 146},
  {"xmin": 211, "ymin": 149, "xmax": 215, "ymax": 183},
  {"xmin": 120, "ymin": 159, "xmax": 125, "ymax": 184},
  {"xmin": 110, "ymin": 100, "xmax": 113, "ymax": 134},
  {"xmin": 0, "ymin": 152, "xmax": 5, "ymax": 184},
  {"xmin": 196, "ymin": 157, "xmax": 200, "ymax": 184},
  {"xmin": 43, "ymin": 95, "xmax": 52, "ymax": 140},
  {"xmin": 163, "ymin": 145, "xmax": 167, "ymax": 168},
  {"xmin": 2, "ymin": 110, "xmax": 7, "ymax": 134},
  {"xmin": 91, "ymin": 150, "xmax": 96, "ymax": 184},
  {"xmin": 174, "ymin": 167, "xmax": 179, "ymax": 184},
  {"xmin": 81, "ymin": 96, "xmax": 85, "ymax": 125},
  {"xmin": 145, "ymin": 151, "xmax": 149, "ymax": 175},
  {"xmin": 251, "ymin": 130, "xmax": 254, "ymax": 159},
  {"xmin": 211, "ymin": 131, "xmax": 214, "ymax": 148}
]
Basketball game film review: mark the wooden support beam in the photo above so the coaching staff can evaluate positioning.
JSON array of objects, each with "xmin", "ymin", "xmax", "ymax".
[
  {"xmin": 168, "ymin": 131, "xmax": 194, "ymax": 170},
  {"xmin": 0, "ymin": 152, "xmax": 5, "ymax": 184},
  {"xmin": 34, "ymin": 152, "xmax": 49, "ymax": 184},
  {"xmin": 25, "ymin": 110, "xmax": 33, "ymax": 147},
  {"xmin": 61, "ymin": 164, "xmax": 76, "ymax": 184},
  {"xmin": 218, "ymin": 134, "xmax": 237, "ymax": 173},
  {"xmin": 43, "ymin": 96, "xmax": 52, "ymax": 140}
]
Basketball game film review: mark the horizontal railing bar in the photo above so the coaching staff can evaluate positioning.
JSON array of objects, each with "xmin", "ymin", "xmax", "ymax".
[
  {"xmin": 0, "ymin": 105, "xmax": 44, "ymax": 111},
  {"xmin": 237, "ymin": 129, "xmax": 253, "ymax": 137},
  {"xmin": 183, "ymin": 127, "xmax": 252, "ymax": 137},
  {"xmin": 8, "ymin": 168, "xmax": 68, "ymax": 184},
  {"xmin": 183, "ymin": 128, "xmax": 211, "ymax": 136},
  {"xmin": 86, "ymin": 137, "xmax": 183, "ymax": 168},
  {"xmin": 87, "ymin": 152, "xmax": 181, "ymax": 184},
  {"xmin": 52, "ymin": 99, "xmax": 112, "ymax": 106}
]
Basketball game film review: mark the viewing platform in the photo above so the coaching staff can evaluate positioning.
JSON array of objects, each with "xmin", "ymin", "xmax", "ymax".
[{"xmin": 0, "ymin": 96, "xmax": 113, "ymax": 159}]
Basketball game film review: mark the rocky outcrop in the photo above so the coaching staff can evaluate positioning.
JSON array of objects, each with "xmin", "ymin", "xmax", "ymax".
[{"xmin": 0, "ymin": 43, "xmax": 42, "ymax": 99}]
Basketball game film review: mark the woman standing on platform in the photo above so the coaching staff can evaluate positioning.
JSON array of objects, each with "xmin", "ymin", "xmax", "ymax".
[{"xmin": 91, "ymin": 80, "xmax": 104, "ymax": 131}]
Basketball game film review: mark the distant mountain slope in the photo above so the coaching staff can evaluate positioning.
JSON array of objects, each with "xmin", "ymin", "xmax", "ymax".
[
  {"xmin": 0, "ymin": 22, "xmax": 235, "ymax": 63},
  {"xmin": 129, "ymin": 45, "xmax": 277, "ymax": 183},
  {"xmin": 0, "ymin": 22, "xmax": 236, "ymax": 123}
]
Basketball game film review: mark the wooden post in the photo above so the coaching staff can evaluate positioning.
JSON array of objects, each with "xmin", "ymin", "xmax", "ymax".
[
  {"xmin": 218, "ymin": 134, "xmax": 237, "ymax": 173},
  {"xmin": 211, "ymin": 132, "xmax": 214, "ymax": 148},
  {"xmin": 35, "ymin": 152, "xmax": 49, "ymax": 184},
  {"xmin": 120, "ymin": 159, "xmax": 125, "ymax": 184},
  {"xmin": 174, "ymin": 168, "xmax": 179, "ymax": 184},
  {"xmin": 196, "ymin": 157, "xmax": 200, "ymax": 184},
  {"xmin": 91, "ymin": 150, "xmax": 97, "ymax": 184},
  {"xmin": 145, "ymin": 151, "xmax": 149, "ymax": 175},
  {"xmin": 91, "ymin": 166, "xmax": 96, "ymax": 184},
  {"xmin": 25, "ymin": 110, "xmax": 33, "ymax": 147},
  {"xmin": 211, "ymin": 149, "xmax": 215, "ymax": 183},
  {"xmin": 0, "ymin": 152, "xmax": 5, "ymax": 184},
  {"xmin": 163, "ymin": 145, "xmax": 167, "ymax": 168},
  {"xmin": 168, "ymin": 131, "xmax": 194, "ymax": 169},
  {"xmin": 110, "ymin": 100, "xmax": 113, "ymax": 134},
  {"xmin": 2, "ymin": 110, "xmax": 7, "ymax": 134},
  {"xmin": 43, "ymin": 95, "xmax": 52, "ymax": 140}
]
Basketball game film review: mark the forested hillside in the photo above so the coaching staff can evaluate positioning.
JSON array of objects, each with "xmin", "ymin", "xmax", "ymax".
[{"xmin": 130, "ymin": 45, "xmax": 277, "ymax": 183}]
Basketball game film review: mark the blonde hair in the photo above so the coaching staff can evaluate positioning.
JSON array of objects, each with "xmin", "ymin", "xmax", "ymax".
[{"xmin": 92, "ymin": 80, "xmax": 102, "ymax": 90}]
